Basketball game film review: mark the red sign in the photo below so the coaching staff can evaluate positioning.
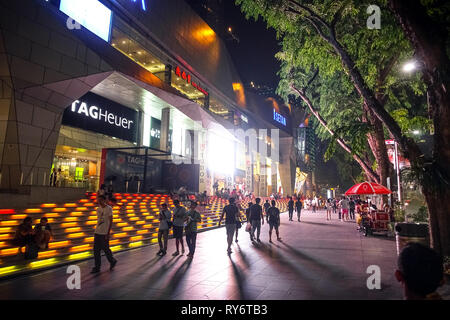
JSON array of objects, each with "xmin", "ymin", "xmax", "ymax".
[{"xmin": 175, "ymin": 66, "xmax": 208, "ymax": 96}]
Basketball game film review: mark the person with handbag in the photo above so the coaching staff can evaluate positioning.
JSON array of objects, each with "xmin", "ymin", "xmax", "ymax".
[
  {"xmin": 172, "ymin": 199, "xmax": 187, "ymax": 256},
  {"xmin": 234, "ymin": 202, "xmax": 244, "ymax": 243},
  {"xmin": 157, "ymin": 203, "xmax": 172, "ymax": 256},
  {"xmin": 245, "ymin": 201, "xmax": 253, "ymax": 241},
  {"xmin": 185, "ymin": 201, "xmax": 202, "ymax": 258}
]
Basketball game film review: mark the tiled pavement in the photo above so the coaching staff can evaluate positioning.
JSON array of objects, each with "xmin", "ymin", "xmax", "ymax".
[{"xmin": 0, "ymin": 210, "xmax": 405, "ymax": 300}]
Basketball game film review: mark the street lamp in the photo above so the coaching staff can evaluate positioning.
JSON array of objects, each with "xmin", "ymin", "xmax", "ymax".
[{"xmin": 402, "ymin": 61, "xmax": 417, "ymax": 72}]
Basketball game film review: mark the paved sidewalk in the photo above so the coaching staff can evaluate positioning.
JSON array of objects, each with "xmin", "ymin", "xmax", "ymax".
[{"xmin": 0, "ymin": 210, "xmax": 404, "ymax": 300}]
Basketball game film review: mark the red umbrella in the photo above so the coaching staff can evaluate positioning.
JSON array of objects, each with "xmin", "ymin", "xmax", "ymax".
[{"xmin": 345, "ymin": 181, "xmax": 392, "ymax": 195}]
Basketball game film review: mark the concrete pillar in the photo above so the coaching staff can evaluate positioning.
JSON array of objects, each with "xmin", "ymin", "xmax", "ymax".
[{"xmin": 160, "ymin": 107, "xmax": 170, "ymax": 152}]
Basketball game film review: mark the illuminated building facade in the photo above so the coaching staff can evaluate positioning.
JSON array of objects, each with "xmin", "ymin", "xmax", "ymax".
[{"xmin": 0, "ymin": 0, "xmax": 295, "ymax": 200}]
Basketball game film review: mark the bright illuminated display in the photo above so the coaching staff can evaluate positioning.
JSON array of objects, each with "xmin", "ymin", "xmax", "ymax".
[
  {"xmin": 207, "ymin": 132, "xmax": 235, "ymax": 175},
  {"xmin": 175, "ymin": 66, "xmax": 208, "ymax": 96},
  {"xmin": 273, "ymin": 109, "xmax": 286, "ymax": 126},
  {"xmin": 59, "ymin": 0, "xmax": 112, "ymax": 42}
]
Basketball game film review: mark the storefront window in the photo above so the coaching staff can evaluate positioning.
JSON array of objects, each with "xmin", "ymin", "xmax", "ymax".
[
  {"xmin": 110, "ymin": 26, "xmax": 166, "ymax": 82},
  {"xmin": 51, "ymin": 145, "xmax": 101, "ymax": 191}
]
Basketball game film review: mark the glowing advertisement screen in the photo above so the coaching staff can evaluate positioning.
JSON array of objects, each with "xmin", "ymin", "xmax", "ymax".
[{"xmin": 59, "ymin": 0, "xmax": 112, "ymax": 41}]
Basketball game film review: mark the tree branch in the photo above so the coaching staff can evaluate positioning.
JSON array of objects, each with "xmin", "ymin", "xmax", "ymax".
[{"xmin": 291, "ymin": 83, "xmax": 380, "ymax": 183}]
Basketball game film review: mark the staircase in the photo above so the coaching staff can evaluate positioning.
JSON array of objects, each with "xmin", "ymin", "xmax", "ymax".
[{"xmin": 0, "ymin": 193, "xmax": 288, "ymax": 279}]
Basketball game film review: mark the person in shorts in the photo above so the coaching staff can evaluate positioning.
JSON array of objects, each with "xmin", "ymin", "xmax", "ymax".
[
  {"xmin": 34, "ymin": 217, "xmax": 52, "ymax": 250},
  {"xmin": 218, "ymin": 197, "xmax": 240, "ymax": 254},
  {"xmin": 172, "ymin": 199, "xmax": 187, "ymax": 256},
  {"xmin": 266, "ymin": 200, "xmax": 281, "ymax": 243}
]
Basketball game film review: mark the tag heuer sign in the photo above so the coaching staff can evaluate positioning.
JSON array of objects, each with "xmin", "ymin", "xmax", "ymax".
[{"xmin": 62, "ymin": 92, "xmax": 138, "ymax": 143}]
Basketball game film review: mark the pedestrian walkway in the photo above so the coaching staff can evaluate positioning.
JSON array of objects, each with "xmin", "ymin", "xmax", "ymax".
[{"xmin": 0, "ymin": 209, "xmax": 405, "ymax": 299}]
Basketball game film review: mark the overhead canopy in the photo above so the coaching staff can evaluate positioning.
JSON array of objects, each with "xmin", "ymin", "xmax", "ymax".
[{"xmin": 345, "ymin": 181, "xmax": 392, "ymax": 195}]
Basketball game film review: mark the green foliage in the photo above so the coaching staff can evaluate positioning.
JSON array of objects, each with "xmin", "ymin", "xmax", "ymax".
[
  {"xmin": 236, "ymin": 0, "xmax": 430, "ymax": 182},
  {"xmin": 411, "ymin": 206, "xmax": 429, "ymax": 223}
]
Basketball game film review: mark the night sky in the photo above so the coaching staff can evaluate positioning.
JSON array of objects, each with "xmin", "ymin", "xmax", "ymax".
[{"xmin": 221, "ymin": 1, "xmax": 281, "ymax": 87}]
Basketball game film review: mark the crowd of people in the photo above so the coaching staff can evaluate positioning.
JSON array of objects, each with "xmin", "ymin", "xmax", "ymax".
[{"xmin": 7, "ymin": 189, "xmax": 445, "ymax": 300}]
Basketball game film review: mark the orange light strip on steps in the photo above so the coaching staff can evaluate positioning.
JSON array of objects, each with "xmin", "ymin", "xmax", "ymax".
[
  {"xmin": 0, "ymin": 234, "xmax": 11, "ymax": 240},
  {"xmin": 52, "ymin": 208, "xmax": 67, "ymax": 212},
  {"xmin": 66, "ymin": 227, "xmax": 81, "ymax": 233},
  {"xmin": 137, "ymin": 229, "xmax": 149, "ymax": 234},
  {"xmin": 85, "ymin": 221, "xmax": 96, "ymax": 225},
  {"xmin": 64, "ymin": 217, "xmax": 78, "ymax": 222},
  {"xmin": 41, "ymin": 204, "xmax": 56, "ymax": 208},
  {"xmin": 24, "ymin": 209, "xmax": 42, "ymax": 213},
  {"xmin": 70, "ymin": 244, "xmax": 91, "ymax": 252},
  {"xmin": 48, "ymin": 241, "xmax": 70, "ymax": 249},
  {"xmin": 113, "ymin": 233, "xmax": 127, "ymax": 238},
  {"xmin": 44, "ymin": 213, "xmax": 60, "ymax": 218},
  {"xmin": 0, "ymin": 221, "xmax": 18, "ymax": 226},
  {"xmin": 38, "ymin": 250, "xmax": 57, "ymax": 259},
  {"xmin": 0, "ymin": 248, "xmax": 19, "ymax": 256},
  {"xmin": 67, "ymin": 232, "xmax": 84, "ymax": 238},
  {"xmin": 84, "ymin": 237, "xmax": 94, "ymax": 243},
  {"xmin": 143, "ymin": 224, "xmax": 153, "ymax": 228},
  {"xmin": 0, "ymin": 227, "xmax": 12, "ymax": 233},
  {"xmin": 122, "ymin": 227, "xmax": 134, "ymax": 231},
  {"xmin": 64, "ymin": 203, "xmax": 77, "ymax": 207},
  {"xmin": 61, "ymin": 223, "xmax": 78, "ymax": 228},
  {"xmin": 130, "ymin": 235, "xmax": 142, "ymax": 241},
  {"xmin": 75, "ymin": 207, "xmax": 87, "ymax": 211},
  {"xmin": 10, "ymin": 214, "xmax": 27, "ymax": 219}
]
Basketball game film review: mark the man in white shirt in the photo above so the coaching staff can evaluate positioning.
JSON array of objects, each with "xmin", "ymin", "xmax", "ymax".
[{"xmin": 91, "ymin": 195, "xmax": 117, "ymax": 273}]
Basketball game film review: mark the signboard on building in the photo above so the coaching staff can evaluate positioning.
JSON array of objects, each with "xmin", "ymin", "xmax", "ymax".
[
  {"xmin": 59, "ymin": 0, "xmax": 113, "ymax": 42},
  {"xmin": 62, "ymin": 92, "xmax": 139, "ymax": 143}
]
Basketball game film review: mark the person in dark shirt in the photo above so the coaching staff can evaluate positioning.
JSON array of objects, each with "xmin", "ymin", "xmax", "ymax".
[
  {"xmin": 34, "ymin": 217, "xmax": 53, "ymax": 249},
  {"xmin": 266, "ymin": 200, "xmax": 281, "ymax": 243},
  {"xmin": 295, "ymin": 198, "xmax": 303, "ymax": 222},
  {"xmin": 249, "ymin": 198, "xmax": 264, "ymax": 242},
  {"xmin": 245, "ymin": 202, "xmax": 253, "ymax": 241},
  {"xmin": 11, "ymin": 217, "xmax": 34, "ymax": 248},
  {"xmin": 288, "ymin": 197, "xmax": 295, "ymax": 221},
  {"xmin": 349, "ymin": 198, "xmax": 356, "ymax": 220},
  {"xmin": 395, "ymin": 243, "xmax": 444, "ymax": 300},
  {"xmin": 218, "ymin": 197, "xmax": 240, "ymax": 254}
]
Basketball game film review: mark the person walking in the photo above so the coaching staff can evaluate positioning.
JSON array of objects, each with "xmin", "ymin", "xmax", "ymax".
[
  {"xmin": 172, "ymin": 199, "xmax": 187, "ymax": 256},
  {"xmin": 218, "ymin": 197, "xmax": 240, "ymax": 254},
  {"xmin": 263, "ymin": 200, "xmax": 271, "ymax": 216},
  {"xmin": 326, "ymin": 199, "xmax": 332, "ymax": 220},
  {"xmin": 340, "ymin": 197, "xmax": 350, "ymax": 221},
  {"xmin": 245, "ymin": 201, "xmax": 253, "ymax": 241},
  {"xmin": 349, "ymin": 198, "xmax": 356, "ymax": 220},
  {"xmin": 287, "ymin": 197, "xmax": 294, "ymax": 221},
  {"xmin": 91, "ymin": 195, "xmax": 117, "ymax": 273},
  {"xmin": 185, "ymin": 201, "xmax": 202, "ymax": 258},
  {"xmin": 266, "ymin": 200, "xmax": 281, "ymax": 243},
  {"xmin": 235, "ymin": 201, "xmax": 244, "ymax": 243},
  {"xmin": 157, "ymin": 203, "xmax": 172, "ymax": 256},
  {"xmin": 249, "ymin": 198, "xmax": 264, "ymax": 242},
  {"xmin": 295, "ymin": 198, "xmax": 302, "ymax": 222}
]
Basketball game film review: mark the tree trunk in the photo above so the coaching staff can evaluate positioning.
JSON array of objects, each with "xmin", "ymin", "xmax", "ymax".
[
  {"xmin": 291, "ymin": 85, "xmax": 380, "ymax": 183},
  {"xmin": 389, "ymin": 0, "xmax": 450, "ymax": 256},
  {"xmin": 363, "ymin": 106, "xmax": 390, "ymax": 188}
]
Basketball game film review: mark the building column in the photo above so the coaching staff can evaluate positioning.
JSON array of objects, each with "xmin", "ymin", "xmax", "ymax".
[{"xmin": 160, "ymin": 107, "xmax": 170, "ymax": 152}]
